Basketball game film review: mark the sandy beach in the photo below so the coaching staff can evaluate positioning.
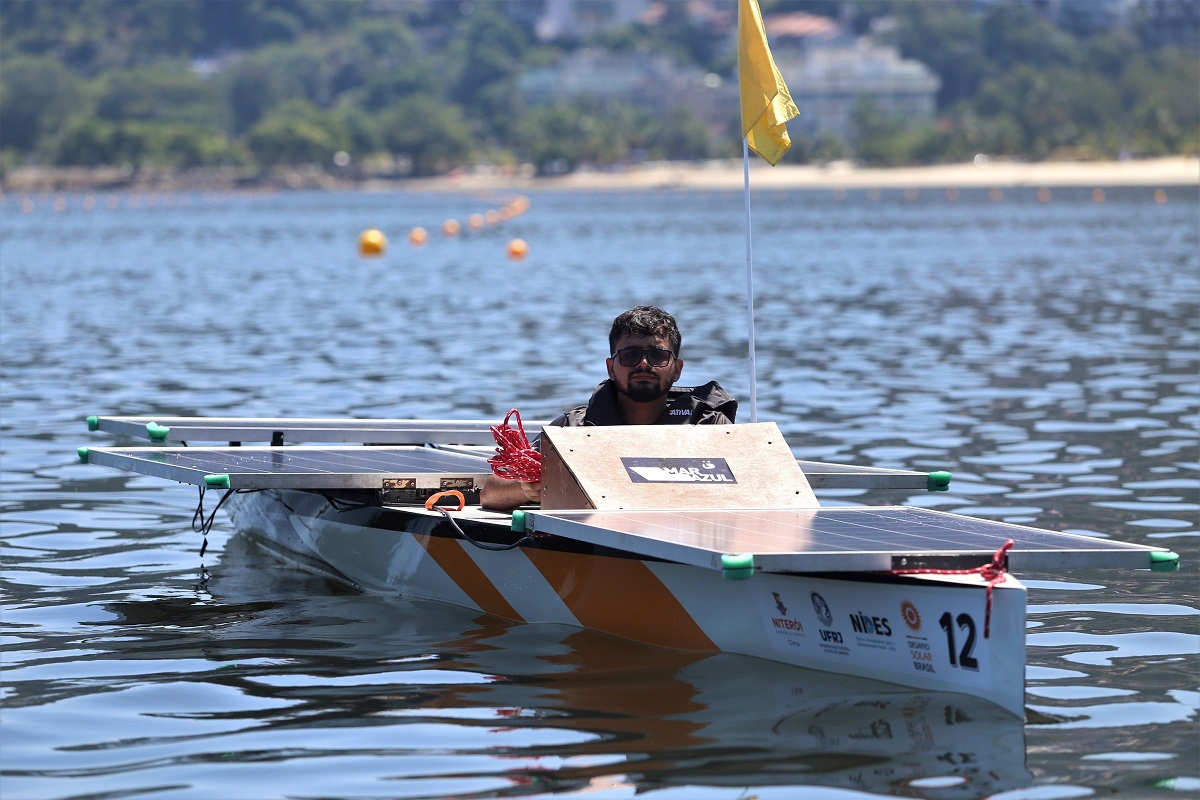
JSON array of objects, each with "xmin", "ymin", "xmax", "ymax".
[
  {"xmin": 3, "ymin": 156, "xmax": 1196, "ymax": 195},
  {"xmin": 402, "ymin": 156, "xmax": 1199, "ymax": 193}
]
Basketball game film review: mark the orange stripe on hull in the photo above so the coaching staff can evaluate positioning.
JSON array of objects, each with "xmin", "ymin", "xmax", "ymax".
[
  {"xmin": 525, "ymin": 549, "xmax": 716, "ymax": 651},
  {"xmin": 415, "ymin": 534, "xmax": 525, "ymax": 622}
]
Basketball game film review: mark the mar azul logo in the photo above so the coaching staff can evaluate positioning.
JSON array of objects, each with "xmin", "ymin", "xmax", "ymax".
[{"xmin": 622, "ymin": 457, "xmax": 737, "ymax": 483}]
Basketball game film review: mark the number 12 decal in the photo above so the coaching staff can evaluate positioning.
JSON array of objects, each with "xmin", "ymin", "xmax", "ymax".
[{"xmin": 939, "ymin": 611, "xmax": 980, "ymax": 671}]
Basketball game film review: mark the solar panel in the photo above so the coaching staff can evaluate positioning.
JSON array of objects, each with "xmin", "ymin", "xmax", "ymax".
[
  {"xmin": 80, "ymin": 446, "xmax": 492, "ymax": 492},
  {"xmin": 796, "ymin": 461, "xmax": 939, "ymax": 490},
  {"xmin": 86, "ymin": 416, "xmax": 948, "ymax": 491},
  {"xmin": 523, "ymin": 507, "xmax": 1170, "ymax": 573},
  {"xmin": 86, "ymin": 416, "xmax": 545, "ymax": 446}
]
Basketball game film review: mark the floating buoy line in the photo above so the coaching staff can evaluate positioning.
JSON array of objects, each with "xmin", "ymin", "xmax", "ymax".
[{"xmin": 357, "ymin": 192, "xmax": 531, "ymax": 259}]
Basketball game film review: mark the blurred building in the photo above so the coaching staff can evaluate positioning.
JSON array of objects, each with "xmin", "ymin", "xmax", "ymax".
[
  {"xmin": 514, "ymin": 0, "xmax": 656, "ymax": 42},
  {"xmin": 518, "ymin": 47, "xmax": 731, "ymax": 138},
  {"xmin": 963, "ymin": 0, "xmax": 1196, "ymax": 45},
  {"xmin": 517, "ymin": 8, "xmax": 941, "ymax": 146},
  {"xmin": 765, "ymin": 12, "xmax": 940, "ymax": 141},
  {"xmin": 1133, "ymin": 0, "xmax": 1200, "ymax": 48},
  {"xmin": 775, "ymin": 42, "xmax": 941, "ymax": 141}
]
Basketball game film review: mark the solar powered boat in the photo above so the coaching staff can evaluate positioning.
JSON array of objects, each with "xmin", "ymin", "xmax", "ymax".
[{"xmin": 79, "ymin": 415, "xmax": 1179, "ymax": 718}]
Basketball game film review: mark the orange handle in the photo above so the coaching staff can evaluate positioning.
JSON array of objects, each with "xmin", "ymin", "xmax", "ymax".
[{"xmin": 424, "ymin": 490, "xmax": 465, "ymax": 511}]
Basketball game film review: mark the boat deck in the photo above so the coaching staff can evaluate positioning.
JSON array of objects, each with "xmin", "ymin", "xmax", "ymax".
[{"xmin": 78, "ymin": 417, "xmax": 1178, "ymax": 576}]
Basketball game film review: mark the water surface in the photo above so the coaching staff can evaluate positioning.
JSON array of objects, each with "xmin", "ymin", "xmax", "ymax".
[{"xmin": 2, "ymin": 184, "xmax": 1197, "ymax": 799}]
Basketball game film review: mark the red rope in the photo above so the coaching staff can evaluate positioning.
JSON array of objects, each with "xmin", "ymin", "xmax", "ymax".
[
  {"xmin": 891, "ymin": 539, "xmax": 1014, "ymax": 638},
  {"xmin": 488, "ymin": 409, "xmax": 542, "ymax": 482}
]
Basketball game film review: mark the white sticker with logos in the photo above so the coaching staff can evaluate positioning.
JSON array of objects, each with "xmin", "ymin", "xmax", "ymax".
[{"xmin": 751, "ymin": 576, "xmax": 995, "ymax": 692}]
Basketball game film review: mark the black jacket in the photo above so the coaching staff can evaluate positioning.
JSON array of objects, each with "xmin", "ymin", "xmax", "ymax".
[{"xmin": 549, "ymin": 380, "xmax": 737, "ymax": 427}]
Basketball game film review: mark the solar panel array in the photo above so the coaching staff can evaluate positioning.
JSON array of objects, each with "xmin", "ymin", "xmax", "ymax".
[
  {"xmin": 84, "ymin": 446, "xmax": 492, "ymax": 489},
  {"xmin": 526, "ymin": 507, "xmax": 1166, "ymax": 572},
  {"xmin": 89, "ymin": 416, "xmax": 533, "ymax": 446},
  {"xmin": 86, "ymin": 416, "xmax": 939, "ymax": 490}
]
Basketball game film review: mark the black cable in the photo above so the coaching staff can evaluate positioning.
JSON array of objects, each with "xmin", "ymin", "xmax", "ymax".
[
  {"xmin": 431, "ymin": 508, "xmax": 534, "ymax": 552},
  {"xmin": 192, "ymin": 486, "xmax": 256, "ymax": 556},
  {"xmin": 321, "ymin": 493, "xmax": 375, "ymax": 512}
]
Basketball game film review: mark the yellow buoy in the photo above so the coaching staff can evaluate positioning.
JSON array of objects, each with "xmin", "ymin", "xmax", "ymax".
[
  {"xmin": 507, "ymin": 238, "xmax": 528, "ymax": 260},
  {"xmin": 443, "ymin": 219, "xmax": 461, "ymax": 237},
  {"xmin": 358, "ymin": 228, "xmax": 387, "ymax": 256},
  {"xmin": 408, "ymin": 227, "xmax": 428, "ymax": 246}
]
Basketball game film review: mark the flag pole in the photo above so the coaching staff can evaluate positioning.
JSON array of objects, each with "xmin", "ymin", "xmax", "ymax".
[
  {"xmin": 743, "ymin": 136, "xmax": 757, "ymax": 424},
  {"xmin": 737, "ymin": 0, "xmax": 798, "ymax": 426}
]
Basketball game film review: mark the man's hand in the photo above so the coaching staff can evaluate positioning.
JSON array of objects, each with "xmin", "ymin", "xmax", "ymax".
[{"xmin": 480, "ymin": 474, "xmax": 542, "ymax": 511}]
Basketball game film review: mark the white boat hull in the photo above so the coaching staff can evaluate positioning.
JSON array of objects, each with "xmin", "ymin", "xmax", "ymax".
[{"xmin": 227, "ymin": 489, "xmax": 1027, "ymax": 717}]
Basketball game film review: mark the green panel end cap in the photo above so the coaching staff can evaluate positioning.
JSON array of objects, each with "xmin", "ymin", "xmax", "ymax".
[
  {"xmin": 928, "ymin": 471, "xmax": 952, "ymax": 492},
  {"xmin": 204, "ymin": 474, "xmax": 231, "ymax": 490},
  {"xmin": 87, "ymin": 415, "xmax": 99, "ymax": 431},
  {"xmin": 721, "ymin": 553, "xmax": 754, "ymax": 570},
  {"xmin": 146, "ymin": 422, "xmax": 170, "ymax": 442},
  {"xmin": 511, "ymin": 510, "xmax": 527, "ymax": 533},
  {"xmin": 721, "ymin": 552, "xmax": 754, "ymax": 580},
  {"xmin": 1150, "ymin": 551, "xmax": 1180, "ymax": 572},
  {"xmin": 77, "ymin": 447, "xmax": 89, "ymax": 463}
]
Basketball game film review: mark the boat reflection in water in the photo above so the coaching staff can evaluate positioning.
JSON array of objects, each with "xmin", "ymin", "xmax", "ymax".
[{"xmin": 96, "ymin": 532, "xmax": 1030, "ymax": 799}]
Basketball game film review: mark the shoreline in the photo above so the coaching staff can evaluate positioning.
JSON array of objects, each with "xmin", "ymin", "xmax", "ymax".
[{"xmin": 3, "ymin": 156, "xmax": 1196, "ymax": 195}]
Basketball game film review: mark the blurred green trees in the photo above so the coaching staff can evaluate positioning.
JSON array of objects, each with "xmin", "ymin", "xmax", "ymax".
[{"xmin": 1, "ymin": 0, "xmax": 1195, "ymax": 178}]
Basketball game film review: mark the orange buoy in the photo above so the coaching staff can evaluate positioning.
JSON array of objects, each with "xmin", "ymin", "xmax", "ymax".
[
  {"xmin": 507, "ymin": 238, "xmax": 528, "ymax": 260},
  {"xmin": 358, "ymin": 228, "xmax": 387, "ymax": 256},
  {"xmin": 989, "ymin": 187, "xmax": 1004, "ymax": 202},
  {"xmin": 442, "ymin": 219, "xmax": 461, "ymax": 236},
  {"xmin": 1037, "ymin": 188, "xmax": 1052, "ymax": 203},
  {"xmin": 485, "ymin": 209, "xmax": 501, "ymax": 225},
  {"xmin": 468, "ymin": 213, "xmax": 484, "ymax": 230},
  {"xmin": 945, "ymin": 187, "xmax": 959, "ymax": 202},
  {"xmin": 1154, "ymin": 189, "xmax": 1167, "ymax": 204},
  {"xmin": 408, "ymin": 227, "xmax": 428, "ymax": 246},
  {"xmin": 1091, "ymin": 188, "xmax": 1106, "ymax": 203}
]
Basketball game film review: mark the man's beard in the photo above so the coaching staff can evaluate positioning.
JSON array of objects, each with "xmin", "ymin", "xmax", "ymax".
[{"xmin": 618, "ymin": 373, "xmax": 671, "ymax": 403}]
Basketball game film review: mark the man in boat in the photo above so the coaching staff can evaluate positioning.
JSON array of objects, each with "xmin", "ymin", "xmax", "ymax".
[{"xmin": 480, "ymin": 306, "xmax": 737, "ymax": 510}]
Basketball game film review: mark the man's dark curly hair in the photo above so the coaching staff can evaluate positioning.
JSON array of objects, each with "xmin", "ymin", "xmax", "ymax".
[{"xmin": 608, "ymin": 306, "xmax": 682, "ymax": 356}]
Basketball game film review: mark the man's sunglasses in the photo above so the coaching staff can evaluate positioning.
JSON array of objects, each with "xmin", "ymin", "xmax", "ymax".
[{"xmin": 613, "ymin": 346, "xmax": 675, "ymax": 368}]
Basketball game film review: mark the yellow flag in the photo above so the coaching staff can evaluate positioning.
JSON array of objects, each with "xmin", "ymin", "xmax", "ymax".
[{"xmin": 738, "ymin": 0, "xmax": 800, "ymax": 166}]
